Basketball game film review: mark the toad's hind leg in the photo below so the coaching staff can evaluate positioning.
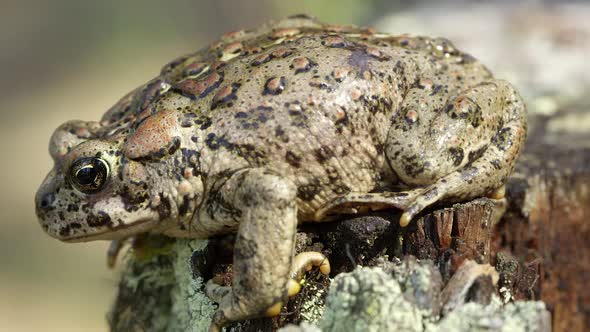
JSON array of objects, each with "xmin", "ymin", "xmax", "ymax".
[
  {"xmin": 391, "ymin": 80, "xmax": 526, "ymax": 226},
  {"xmin": 202, "ymin": 168, "xmax": 328, "ymax": 331}
]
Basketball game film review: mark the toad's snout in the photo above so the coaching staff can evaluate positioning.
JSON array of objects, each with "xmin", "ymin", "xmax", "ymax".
[{"xmin": 36, "ymin": 190, "xmax": 55, "ymax": 213}]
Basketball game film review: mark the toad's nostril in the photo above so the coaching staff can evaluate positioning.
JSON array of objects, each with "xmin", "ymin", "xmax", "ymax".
[{"xmin": 39, "ymin": 192, "xmax": 55, "ymax": 209}]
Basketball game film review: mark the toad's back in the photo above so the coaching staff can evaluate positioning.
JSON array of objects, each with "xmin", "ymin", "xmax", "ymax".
[{"xmin": 142, "ymin": 16, "xmax": 490, "ymax": 217}]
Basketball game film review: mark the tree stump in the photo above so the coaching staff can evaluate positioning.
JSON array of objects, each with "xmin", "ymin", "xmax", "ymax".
[{"xmin": 493, "ymin": 98, "xmax": 590, "ymax": 332}]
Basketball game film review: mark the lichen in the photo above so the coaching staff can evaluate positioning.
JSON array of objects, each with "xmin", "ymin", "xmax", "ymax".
[
  {"xmin": 428, "ymin": 299, "xmax": 550, "ymax": 332},
  {"xmin": 166, "ymin": 239, "xmax": 216, "ymax": 332},
  {"xmin": 319, "ymin": 267, "xmax": 423, "ymax": 332}
]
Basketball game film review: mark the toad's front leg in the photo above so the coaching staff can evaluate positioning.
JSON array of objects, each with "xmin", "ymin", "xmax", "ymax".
[{"xmin": 200, "ymin": 168, "xmax": 328, "ymax": 332}]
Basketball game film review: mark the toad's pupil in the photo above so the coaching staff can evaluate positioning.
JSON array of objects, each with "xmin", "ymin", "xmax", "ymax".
[{"xmin": 76, "ymin": 166, "xmax": 97, "ymax": 185}]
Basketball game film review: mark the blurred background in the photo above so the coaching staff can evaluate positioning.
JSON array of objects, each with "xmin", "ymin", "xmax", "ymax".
[{"xmin": 2, "ymin": 0, "xmax": 589, "ymax": 330}]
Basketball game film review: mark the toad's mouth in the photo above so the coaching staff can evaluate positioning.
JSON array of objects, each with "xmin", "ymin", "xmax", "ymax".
[{"xmin": 61, "ymin": 218, "xmax": 157, "ymax": 243}]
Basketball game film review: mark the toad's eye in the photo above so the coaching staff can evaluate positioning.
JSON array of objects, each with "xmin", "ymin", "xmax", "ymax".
[{"xmin": 69, "ymin": 157, "xmax": 110, "ymax": 194}]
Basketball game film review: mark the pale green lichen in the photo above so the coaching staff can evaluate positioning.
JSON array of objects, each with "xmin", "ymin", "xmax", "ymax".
[
  {"xmin": 428, "ymin": 298, "xmax": 550, "ymax": 332},
  {"xmin": 279, "ymin": 322, "xmax": 323, "ymax": 332},
  {"xmin": 167, "ymin": 239, "xmax": 216, "ymax": 332},
  {"xmin": 120, "ymin": 252, "xmax": 176, "ymax": 293},
  {"xmin": 288, "ymin": 264, "xmax": 549, "ymax": 332},
  {"xmin": 319, "ymin": 267, "xmax": 423, "ymax": 332}
]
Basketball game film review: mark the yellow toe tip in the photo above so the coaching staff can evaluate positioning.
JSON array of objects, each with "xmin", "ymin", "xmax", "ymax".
[
  {"xmin": 399, "ymin": 212, "xmax": 411, "ymax": 227},
  {"xmin": 287, "ymin": 279, "xmax": 302, "ymax": 297},
  {"xmin": 488, "ymin": 185, "xmax": 506, "ymax": 200},
  {"xmin": 265, "ymin": 301, "xmax": 283, "ymax": 317}
]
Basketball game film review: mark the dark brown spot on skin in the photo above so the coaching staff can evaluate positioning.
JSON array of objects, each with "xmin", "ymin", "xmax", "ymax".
[
  {"xmin": 274, "ymin": 125, "xmax": 288, "ymax": 143},
  {"xmin": 59, "ymin": 225, "xmax": 71, "ymax": 237},
  {"xmin": 448, "ymin": 147, "xmax": 465, "ymax": 166},
  {"xmin": 467, "ymin": 146, "xmax": 487, "ymax": 165},
  {"xmin": 287, "ymin": 105, "xmax": 308, "ymax": 127},
  {"xmin": 234, "ymin": 235, "xmax": 258, "ymax": 260},
  {"xmin": 195, "ymin": 117, "xmax": 212, "ymax": 130},
  {"xmin": 333, "ymin": 184, "xmax": 351, "ymax": 195},
  {"xmin": 309, "ymin": 77, "xmax": 332, "ymax": 91},
  {"xmin": 402, "ymin": 154, "xmax": 430, "ymax": 178},
  {"xmin": 490, "ymin": 159, "xmax": 502, "ymax": 170},
  {"xmin": 445, "ymin": 96, "xmax": 483, "ymax": 128},
  {"xmin": 263, "ymin": 77, "xmax": 286, "ymax": 95},
  {"xmin": 297, "ymin": 178, "xmax": 322, "ymax": 201},
  {"xmin": 156, "ymin": 195, "xmax": 172, "ymax": 220},
  {"xmin": 205, "ymin": 133, "xmax": 234, "ymax": 150},
  {"xmin": 87, "ymin": 211, "xmax": 112, "ymax": 227},
  {"xmin": 234, "ymin": 144, "xmax": 267, "ymax": 163},
  {"xmin": 314, "ymin": 145, "xmax": 334, "ymax": 163},
  {"xmin": 178, "ymin": 196, "xmax": 192, "ymax": 216},
  {"xmin": 285, "ymin": 151, "xmax": 302, "ymax": 168},
  {"xmin": 492, "ymin": 128, "xmax": 513, "ymax": 151},
  {"xmin": 234, "ymin": 106, "xmax": 272, "ymax": 130}
]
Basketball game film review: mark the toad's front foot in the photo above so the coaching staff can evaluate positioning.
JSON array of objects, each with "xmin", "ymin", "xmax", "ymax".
[
  {"xmin": 205, "ymin": 251, "xmax": 331, "ymax": 331},
  {"xmin": 288, "ymin": 251, "xmax": 331, "ymax": 297}
]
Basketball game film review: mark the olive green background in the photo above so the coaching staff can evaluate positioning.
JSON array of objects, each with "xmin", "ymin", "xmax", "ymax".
[{"xmin": 0, "ymin": 0, "xmax": 579, "ymax": 330}]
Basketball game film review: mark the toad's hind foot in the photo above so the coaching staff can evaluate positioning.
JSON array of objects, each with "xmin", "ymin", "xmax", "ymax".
[{"xmin": 314, "ymin": 189, "xmax": 425, "ymax": 222}]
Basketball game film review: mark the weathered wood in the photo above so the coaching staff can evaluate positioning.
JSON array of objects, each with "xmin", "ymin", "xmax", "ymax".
[{"xmin": 493, "ymin": 101, "xmax": 590, "ymax": 332}]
